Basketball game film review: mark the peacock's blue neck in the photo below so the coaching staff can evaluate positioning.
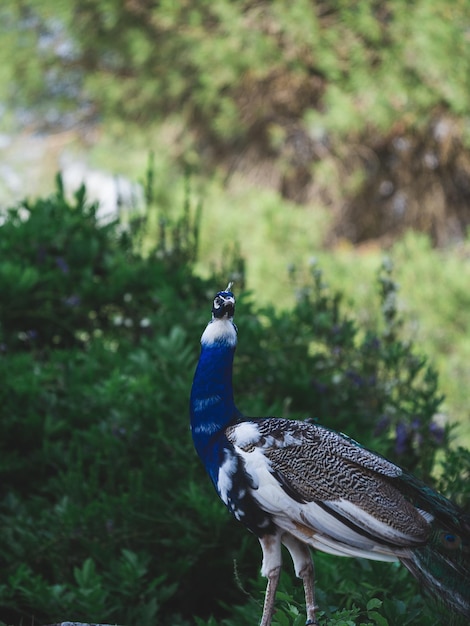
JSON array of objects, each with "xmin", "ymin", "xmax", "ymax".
[{"xmin": 190, "ymin": 339, "xmax": 240, "ymax": 466}]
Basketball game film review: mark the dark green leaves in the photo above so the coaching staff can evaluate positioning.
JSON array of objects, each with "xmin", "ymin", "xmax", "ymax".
[{"xmin": 0, "ymin": 178, "xmax": 467, "ymax": 625}]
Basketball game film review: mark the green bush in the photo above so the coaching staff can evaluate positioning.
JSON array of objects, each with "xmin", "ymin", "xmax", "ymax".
[
  {"xmin": 235, "ymin": 258, "xmax": 445, "ymax": 480},
  {"xmin": 0, "ymin": 178, "xmax": 467, "ymax": 625}
]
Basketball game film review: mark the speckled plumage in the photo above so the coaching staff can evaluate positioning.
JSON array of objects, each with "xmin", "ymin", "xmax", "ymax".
[
  {"xmin": 190, "ymin": 288, "xmax": 470, "ymax": 625},
  {"xmin": 227, "ymin": 418, "xmax": 430, "ymax": 543}
]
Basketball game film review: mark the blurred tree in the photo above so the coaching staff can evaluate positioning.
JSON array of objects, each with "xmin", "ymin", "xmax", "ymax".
[
  {"xmin": 3, "ymin": 1, "xmax": 469, "ymax": 134},
  {"xmin": 1, "ymin": 0, "xmax": 470, "ymax": 243}
]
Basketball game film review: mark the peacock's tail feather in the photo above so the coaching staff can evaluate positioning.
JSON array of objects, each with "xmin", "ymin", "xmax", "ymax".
[{"xmin": 399, "ymin": 476, "xmax": 470, "ymax": 618}]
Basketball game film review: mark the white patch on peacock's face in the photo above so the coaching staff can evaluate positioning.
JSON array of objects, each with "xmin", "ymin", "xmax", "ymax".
[
  {"xmin": 201, "ymin": 319, "xmax": 237, "ymax": 346},
  {"xmin": 213, "ymin": 294, "xmax": 233, "ymax": 312}
]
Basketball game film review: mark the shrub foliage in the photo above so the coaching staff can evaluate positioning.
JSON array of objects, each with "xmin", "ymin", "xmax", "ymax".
[{"xmin": 0, "ymin": 178, "xmax": 468, "ymax": 625}]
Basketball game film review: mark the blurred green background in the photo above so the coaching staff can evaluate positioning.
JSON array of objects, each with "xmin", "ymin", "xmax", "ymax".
[{"xmin": 0, "ymin": 2, "xmax": 469, "ymax": 625}]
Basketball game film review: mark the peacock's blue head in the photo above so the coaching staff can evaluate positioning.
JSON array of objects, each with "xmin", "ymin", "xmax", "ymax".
[{"xmin": 212, "ymin": 283, "xmax": 235, "ymax": 320}]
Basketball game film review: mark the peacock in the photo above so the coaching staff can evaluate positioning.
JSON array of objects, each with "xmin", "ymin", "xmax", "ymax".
[{"xmin": 190, "ymin": 286, "xmax": 470, "ymax": 625}]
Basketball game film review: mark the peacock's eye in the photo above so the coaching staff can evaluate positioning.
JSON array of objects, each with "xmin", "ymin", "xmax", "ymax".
[
  {"xmin": 439, "ymin": 531, "xmax": 461, "ymax": 549},
  {"xmin": 214, "ymin": 296, "xmax": 223, "ymax": 308}
]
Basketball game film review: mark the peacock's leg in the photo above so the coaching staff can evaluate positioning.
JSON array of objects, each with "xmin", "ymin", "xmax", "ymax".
[
  {"xmin": 282, "ymin": 533, "xmax": 319, "ymax": 625},
  {"xmin": 259, "ymin": 533, "xmax": 282, "ymax": 626}
]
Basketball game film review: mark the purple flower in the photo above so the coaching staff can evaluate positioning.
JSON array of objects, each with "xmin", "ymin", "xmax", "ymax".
[
  {"xmin": 55, "ymin": 256, "xmax": 69, "ymax": 274},
  {"xmin": 37, "ymin": 245, "xmax": 46, "ymax": 264},
  {"xmin": 395, "ymin": 422, "xmax": 408, "ymax": 455},
  {"xmin": 410, "ymin": 417, "xmax": 423, "ymax": 446},
  {"xmin": 364, "ymin": 337, "xmax": 381, "ymax": 350},
  {"xmin": 411, "ymin": 417, "xmax": 422, "ymax": 430},
  {"xmin": 312, "ymin": 379, "xmax": 328, "ymax": 393},
  {"xmin": 63, "ymin": 294, "xmax": 81, "ymax": 307},
  {"xmin": 374, "ymin": 414, "xmax": 390, "ymax": 436},
  {"xmin": 429, "ymin": 421, "xmax": 445, "ymax": 446},
  {"xmin": 112, "ymin": 425, "xmax": 127, "ymax": 438},
  {"xmin": 347, "ymin": 370, "xmax": 365, "ymax": 387}
]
